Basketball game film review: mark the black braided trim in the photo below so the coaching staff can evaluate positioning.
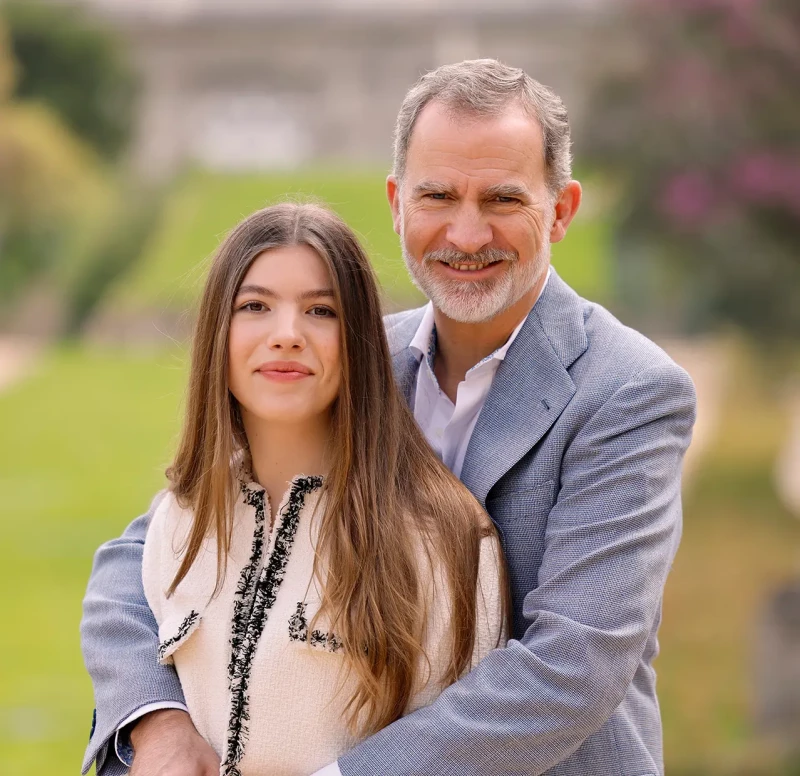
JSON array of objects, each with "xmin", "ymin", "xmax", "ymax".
[
  {"xmin": 226, "ymin": 482, "xmax": 268, "ymax": 694},
  {"xmin": 288, "ymin": 601, "xmax": 343, "ymax": 654},
  {"xmin": 221, "ymin": 475, "xmax": 322, "ymax": 775},
  {"xmin": 157, "ymin": 610, "xmax": 200, "ymax": 663}
]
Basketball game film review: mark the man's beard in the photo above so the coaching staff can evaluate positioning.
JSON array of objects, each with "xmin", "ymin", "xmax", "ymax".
[{"xmin": 400, "ymin": 227, "xmax": 551, "ymax": 324}]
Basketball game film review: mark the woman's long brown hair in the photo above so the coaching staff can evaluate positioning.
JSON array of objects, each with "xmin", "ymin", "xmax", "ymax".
[{"xmin": 166, "ymin": 203, "xmax": 509, "ymax": 736}]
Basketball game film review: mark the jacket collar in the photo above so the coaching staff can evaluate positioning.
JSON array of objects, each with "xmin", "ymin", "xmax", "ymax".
[{"xmin": 389, "ymin": 268, "xmax": 588, "ymax": 505}]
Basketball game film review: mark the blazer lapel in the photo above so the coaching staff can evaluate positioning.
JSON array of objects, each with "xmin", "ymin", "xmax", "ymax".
[
  {"xmin": 387, "ymin": 307, "xmax": 426, "ymax": 405},
  {"xmin": 460, "ymin": 271, "xmax": 588, "ymax": 506}
]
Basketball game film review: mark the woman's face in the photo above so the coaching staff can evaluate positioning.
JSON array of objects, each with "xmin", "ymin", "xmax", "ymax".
[{"xmin": 228, "ymin": 244, "xmax": 342, "ymax": 428}]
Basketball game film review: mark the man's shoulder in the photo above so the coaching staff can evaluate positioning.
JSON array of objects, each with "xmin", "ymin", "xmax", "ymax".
[
  {"xmin": 383, "ymin": 306, "xmax": 425, "ymax": 330},
  {"xmin": 576, "ymin": 296, "xmax": 695, "ymax": 398},
  {"xmin": 383, "ymin": 306, "xmax": 426, "ymax": 353}
]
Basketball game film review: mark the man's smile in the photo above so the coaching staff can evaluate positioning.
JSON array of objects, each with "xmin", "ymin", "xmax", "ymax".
[{"xmin": 433, "ymin": 259, "xmax": 505, "ymax": 280}]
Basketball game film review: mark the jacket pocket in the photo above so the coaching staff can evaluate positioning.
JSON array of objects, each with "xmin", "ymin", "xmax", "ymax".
[
  {"xmin": 487, "ymin": 480, "xmax": 555, "ymax": 523},
  {"xmin": 288, "ymin": 601, "xmax": 344, "ymax": 654},
  {"xmin": 157, "ymin": 609, "xmax": 202, "ymax": 665}
]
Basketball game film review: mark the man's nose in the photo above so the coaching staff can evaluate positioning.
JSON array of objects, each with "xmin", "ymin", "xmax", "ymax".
[
  {"xmin": 445, "ymin": 205, "xmax": 493, "ymax": 255},
  {"xmin": 267, "ymin": 310, "xmax": 305, "ymax": 350}
]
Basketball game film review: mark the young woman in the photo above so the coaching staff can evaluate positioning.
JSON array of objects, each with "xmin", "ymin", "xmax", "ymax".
[{"xmin": 142, "ymin": 203, "xmax": 509, "ymax": 776}]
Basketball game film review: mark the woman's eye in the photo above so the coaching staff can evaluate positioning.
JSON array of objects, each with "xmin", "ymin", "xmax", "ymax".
[
  {"xmin": 239, "ymin": 301, "xmax": 267, "ymax": 312},
  {"xmin": 309, "ymin": 305, "xmax": 336, "ymax": 318}
]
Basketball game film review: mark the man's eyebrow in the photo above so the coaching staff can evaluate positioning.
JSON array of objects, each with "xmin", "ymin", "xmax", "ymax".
[
  {"xmin": 482, "ymin": 183, "xmax": 532, "ymax": 200},
  {"xmin": 234, "ymin": 284, "xmax": 335, "ymax": 301},
  {"xmin": 411, "ymin": 180, "xmax": 459, "ymax": 197}
]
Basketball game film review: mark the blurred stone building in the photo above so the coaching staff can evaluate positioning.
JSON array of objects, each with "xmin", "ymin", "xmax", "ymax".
[{"xmin": 64, "ymin": 0, "xmax": 628, "ymax": 180}]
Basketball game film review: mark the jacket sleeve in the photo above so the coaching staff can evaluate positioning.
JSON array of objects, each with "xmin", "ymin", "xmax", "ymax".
[
  {"xmin": 80, "ymin": 490, "xmax": 186, "ymax": 775},
  {"xmin": 338, "ymin": 363, "xmax": 696, "ymax": 776}
]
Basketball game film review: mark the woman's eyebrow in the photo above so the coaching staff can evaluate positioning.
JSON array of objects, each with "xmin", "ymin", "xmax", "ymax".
[
  {"xmin": 235, "ymin": 284, "xmax": 334, "ymax": 301},
  {"xmin": 236, "ymin": 284, "xmax": 273, "ymax": 297},
  {"xmin": 297, "ymin": 288, "xmax": 335, "ymax": 301}
]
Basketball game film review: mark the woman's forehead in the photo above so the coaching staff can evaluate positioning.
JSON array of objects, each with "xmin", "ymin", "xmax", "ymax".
[{"xmin": 240, "ymin": 244, "xmax": 332, "ymax": 292}]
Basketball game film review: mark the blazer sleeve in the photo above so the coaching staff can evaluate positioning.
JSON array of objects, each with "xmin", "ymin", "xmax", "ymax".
[
  {"xmin": 338, "ymin": 363, "xmax": 696, "ymax": 776},
  {"xmin": 80, "ymin": 490, "xmax": 186, "ymax": 775}
]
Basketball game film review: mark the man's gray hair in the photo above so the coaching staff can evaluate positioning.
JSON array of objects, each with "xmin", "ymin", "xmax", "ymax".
[{"xmin": 393, "ymin": 59, "xmax": 572, "ymax": 195}]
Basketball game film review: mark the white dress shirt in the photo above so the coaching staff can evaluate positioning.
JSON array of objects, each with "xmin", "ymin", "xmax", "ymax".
[{"xmin": 408, "ymin": 302, "xmax": 528, "ymax": 479}]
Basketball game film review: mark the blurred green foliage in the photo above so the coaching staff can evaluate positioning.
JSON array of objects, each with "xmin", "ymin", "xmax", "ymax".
[
  {"xmin": 61, "ymin": 185, "xmax": 167, "ymax": 338},
  {"xmin": 1, "ymin": 342, "xmax": 798, "ymax": 775},
  {"xmin": 0, "ymin": 2, "xmax": 147, "ymax": 335},
  {"xmin": 585, "ymin": 0, "xmax": 800, "ymax": 343},
  {"xmin": 2, "ymin": 0, "xmax": 137, "ymax": 161},
  {"xmin": 0, "ymin": 18, "xmax": 111, "ymax": 308}
]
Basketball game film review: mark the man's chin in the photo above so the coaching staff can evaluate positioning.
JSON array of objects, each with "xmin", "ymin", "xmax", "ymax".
[{"xmin": 429, "ymin": 291, "xmax": 511, "ymax": 324}]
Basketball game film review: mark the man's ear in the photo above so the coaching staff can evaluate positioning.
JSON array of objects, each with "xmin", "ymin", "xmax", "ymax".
[
  {"xmin": 550, "ymin": 180, "xmax": 582, "ymax": 244},
  {"xmin": 387, "ymin": 175, "xmax": 402, "ymax": 235}
]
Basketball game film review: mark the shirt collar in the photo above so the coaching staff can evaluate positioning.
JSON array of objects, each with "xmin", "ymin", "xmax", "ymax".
[{"xmin": 408, "ymin": 266, "xmax": 551, "ymax": 368}]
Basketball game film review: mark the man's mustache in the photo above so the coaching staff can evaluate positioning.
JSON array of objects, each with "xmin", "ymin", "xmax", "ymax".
[{"xmin": 423, "ymin": 248, "xmax": 518, "ymax": 266}]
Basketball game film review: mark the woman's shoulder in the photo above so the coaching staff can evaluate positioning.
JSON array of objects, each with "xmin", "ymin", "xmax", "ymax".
[
  {"xmin": 142, "ymin": 489, "xmax": 210, "ymax": 603},
  {"xmin": 147, "ymin": 488, "xmax": 189, "ymax": 534},
  {"xmin": 142, "ymin": 488, "xmax": 185, "ymax": 561}
]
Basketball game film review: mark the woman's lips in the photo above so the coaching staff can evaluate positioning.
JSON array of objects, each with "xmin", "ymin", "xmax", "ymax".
[{"xmin": 256, "ymin": 361, "xmax": 313, "ymax": 382}]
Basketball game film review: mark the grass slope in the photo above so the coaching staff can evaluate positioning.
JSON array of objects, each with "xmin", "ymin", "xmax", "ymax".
[{"xmin": 107, "ymin": 168, "xmax": 610, "ymax": 318}]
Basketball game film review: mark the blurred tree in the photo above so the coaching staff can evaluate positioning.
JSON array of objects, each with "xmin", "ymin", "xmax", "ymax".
[
  {"xmin": 0, "ymin": 19, "xmax": 108, "ymax": 307},
  {"xmin": 2, "ymin": 0, "xmax": 137, "ymax": 162},
  {"xmin": 584, "ymin": 0, "xmax": 800, "ymax": 345},
  {"xmin": 61, "ymin": 185, "xmax": 165, "ymax": 338}
]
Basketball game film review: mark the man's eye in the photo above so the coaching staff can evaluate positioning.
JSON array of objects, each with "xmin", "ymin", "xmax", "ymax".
[
  {"xmin": 496, "ymin": 196, "xmax": 519, "ymax": 204},
  {"xmin": 309, "ymin": 305, "xmax": 336, "ymax": 318},
  {"xmin": 427, "ymin": 193, "xmax": 448, "ymax": 200}
]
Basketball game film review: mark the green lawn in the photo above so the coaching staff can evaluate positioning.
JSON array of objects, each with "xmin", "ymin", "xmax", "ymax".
[
  {"xmin": 0, "ymin": 346, "xmax": 188, "ymax": 775},
  {"xmin": 3, "ymin": 340, "xmax": 796, "ymax": 775},
  {"xmin": 104, "ymin": 168, "xmax": 611, "ymax": 320}
]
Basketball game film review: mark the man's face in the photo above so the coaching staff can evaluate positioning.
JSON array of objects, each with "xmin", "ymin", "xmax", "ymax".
[{"xmin": 389, "ymin": 101, "xmax": 557, "ymax": 324}]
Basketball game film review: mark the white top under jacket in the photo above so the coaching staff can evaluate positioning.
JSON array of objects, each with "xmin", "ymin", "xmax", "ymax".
[
  {"xmin": 409, "ymin": 268, "xmax": 550, "ymax": 479},
  {"xmin": 142, "ymin": 476, "xmax": 505, "ymax": 776}
]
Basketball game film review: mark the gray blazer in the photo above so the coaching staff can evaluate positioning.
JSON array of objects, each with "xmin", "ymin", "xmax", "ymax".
[{"xmin": 81, "ymin": 269, "xmax": 696, "ymax": 776}]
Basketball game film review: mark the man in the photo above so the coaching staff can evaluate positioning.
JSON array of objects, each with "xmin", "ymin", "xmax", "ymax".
[{"xmin": 82, "ymin": 59, "xmax": 696, "ymax": 776}]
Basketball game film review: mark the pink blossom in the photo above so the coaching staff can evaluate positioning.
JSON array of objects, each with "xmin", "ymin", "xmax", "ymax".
[
  {"xmin": 731, "ymin": 152, "xmax": 800, "ymax": 214},
  {"xmin": 658, "ymin": 171, "xmax": 717, "ymax": 230},
  {"xmin": 723, "ymin": 8, "xmax": 756, "ymax": 45},
  {"xmin": 644, "ymin": 0, "xmax": 761, "ymax": 9}
]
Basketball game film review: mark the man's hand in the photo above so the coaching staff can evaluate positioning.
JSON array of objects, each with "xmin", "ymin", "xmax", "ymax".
[{"xmin": 129, "ymin": 709, "xmax": 220, "ymax": 775}]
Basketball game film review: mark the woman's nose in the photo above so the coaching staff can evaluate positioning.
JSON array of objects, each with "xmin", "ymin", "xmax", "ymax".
[{"xmin": 267, "ymin": 311, "xmax": 305, "ymax": 350}]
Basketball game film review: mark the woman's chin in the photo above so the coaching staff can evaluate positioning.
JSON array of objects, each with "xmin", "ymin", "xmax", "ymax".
[{"xmin": 242, "ymin": 403, "xmax": 324, "ymax": 426}]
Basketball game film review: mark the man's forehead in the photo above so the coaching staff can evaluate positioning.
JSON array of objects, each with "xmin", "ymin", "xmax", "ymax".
[{"xmin": 406, "ymin": 100, "xmax": 546, "ymax": 183}]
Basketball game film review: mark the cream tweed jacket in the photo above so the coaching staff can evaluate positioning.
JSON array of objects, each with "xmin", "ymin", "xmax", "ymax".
[{"xmin": 142, "ymin": 476, "xmax": 505, "ymax": 776}]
